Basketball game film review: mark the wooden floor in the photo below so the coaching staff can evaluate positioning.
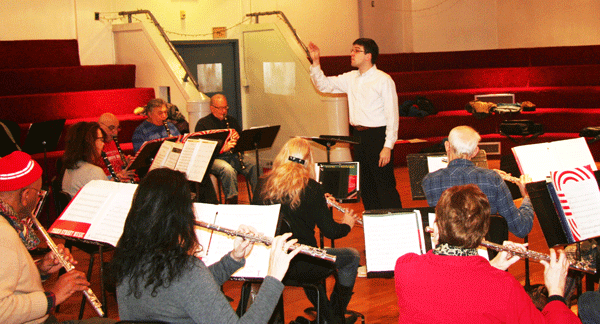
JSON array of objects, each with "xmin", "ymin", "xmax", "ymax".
[{"xmin": 48, "ymin": 161, "xmax": 588, "ymax": 323}]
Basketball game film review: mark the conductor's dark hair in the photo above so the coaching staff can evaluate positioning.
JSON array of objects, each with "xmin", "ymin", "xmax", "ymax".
[
  {"xmin": 109, "ymin": 168, "xmax": 199, "ymax": 297},
  {"xmin": 353, "ymin": 38, "xmax": 379, "ymax": 64}
]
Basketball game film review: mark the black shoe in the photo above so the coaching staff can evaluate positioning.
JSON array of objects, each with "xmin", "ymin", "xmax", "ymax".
[{"xmin": 226, "ymin": 195, "xmax": 238, "ymax": 204}]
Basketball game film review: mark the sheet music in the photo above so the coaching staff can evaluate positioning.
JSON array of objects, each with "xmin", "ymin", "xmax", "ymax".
[
  {"xmin": 426, "ymin": 156, "xmax": 448, "ymax": 173},
  {"xmin": 149, "ymin": 141, "xmax": 178, "ymax": 171},
  {"xmin": 363, "ymin": 212, "xmax": 425, "ymax": 273},
  {"xmin": 512, "ymin": 137, "xmax": 597, "ymax": 182},
  {"xmin": 163, "ymin": 142, "xmax": 183, "ymax": 170},
  {"xmin": 193, "ymin": 203, "xmax": 281, "ymax": 278},
  {"xmin": 49, "ymin": 180, "xmax": 137, "ymax": 246},
  {"xmin": 175, "ymin": 139, "xmax": 217, "ymax": 182},
  {"xmin": 551, "ymin": 165, "xmax": 600, "ymax": 241}
]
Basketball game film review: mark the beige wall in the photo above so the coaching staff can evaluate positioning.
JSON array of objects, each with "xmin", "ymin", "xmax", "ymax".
[{"xmin": 1, "ymin": 0, "xmax": 599, "ymax": 61}]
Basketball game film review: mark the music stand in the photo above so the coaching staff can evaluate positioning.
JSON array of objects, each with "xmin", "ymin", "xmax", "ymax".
[
  {"xmin": 187, "ymin": 131, "xmax": 229, "ymax": 160},
  {"xmin": 304, "ymin": 135, "xmax": 360, "ymax": 163},
  {"xmin": 234, "ymin": 125, "xmax": 281, "ymax": 180},
  {"xmin": 126, "ymin": 141, "xmax": 164, "ymax": 172},
  {"xmin": 23, "ymin": 119, "xmax": 66, "ymax": 185}
]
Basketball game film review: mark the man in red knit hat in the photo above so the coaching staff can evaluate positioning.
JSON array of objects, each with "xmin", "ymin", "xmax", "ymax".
[{"xmin": 0, "ymin": 151, "xmax": 114, "ymax": 323}]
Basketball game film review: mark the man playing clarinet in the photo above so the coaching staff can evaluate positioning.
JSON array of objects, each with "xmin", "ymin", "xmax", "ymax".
[
  {"xmin": 98, "ymin": 113, "xmax": 135, "ymax": 182},
  {"xmin": 194, "ymin": 94, "xmax": 258, "ymax": 204},
  {"xmin": 0, "ymin": 151, "xmax": 114, "ymax": 324}
]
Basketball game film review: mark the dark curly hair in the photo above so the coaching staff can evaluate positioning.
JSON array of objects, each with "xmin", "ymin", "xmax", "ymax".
[{"xmin": 109, "ymin": 168, "xmax": 200, "ymax": 297}]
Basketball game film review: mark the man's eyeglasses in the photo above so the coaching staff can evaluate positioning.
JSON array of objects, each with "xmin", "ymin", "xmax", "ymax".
[
  {"xmin": 350, "ymin": 49, "xmax": 364, "ymax": 54},
  {"xmin": 100, "ymin": 123, "xmax": 121, "ymax": 131},
  {"xmin": 212, "ymin": 105, "xmax": 229, "ymax": 111}
]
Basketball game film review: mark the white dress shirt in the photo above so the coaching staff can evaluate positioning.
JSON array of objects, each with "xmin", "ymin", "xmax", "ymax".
[{"xmin": 310, "ymin": 64, "xmax": 399, "ymax": 149}]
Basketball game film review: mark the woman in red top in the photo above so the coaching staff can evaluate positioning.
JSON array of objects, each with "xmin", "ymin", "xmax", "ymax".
[{"xmin": 395, "ymin": 184, "xmax": 581, "ymax": 324}]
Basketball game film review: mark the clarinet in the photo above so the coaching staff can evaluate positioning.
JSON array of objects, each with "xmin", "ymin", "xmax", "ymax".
[
  {"xmin": 101, "ymin": 151, "xmax": 120, "ymax": 182},
  {"xmin": 424, "ymin": 227, "xmax": 596, "ymax": 274},
  {"xmin": 224, "ymin": 116, "xmax": 246, "ymax": 170},
  {"xmin": 195, "ymin": 220, "xmax": 336, "ymax": 262},
  {"xmin": 112, "ymin": 136, "xmax": 128, "ymax": 166},
  {"xmin": 326, "ymin": 197, "xmax": 363, "ymax": 225},
  {"xmin": 30, "ymin": 191, "xmax": 105, "ymax": 317},
  {"xmin": 163, "ymin": 120, "xmax": 172, "ymax": 137}
]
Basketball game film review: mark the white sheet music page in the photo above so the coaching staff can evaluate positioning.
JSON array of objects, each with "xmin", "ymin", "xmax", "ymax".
[
  {"xmin": 551, "ymin": 165, "xmax": 600, "ymax": 241},
  {"xmin": 163, "ymin": 142, "xmax": 183, "ymax": 170},
  {"xmin": 363, "ymin": 212, "xmax": 424, "ymax": 273},
  {"xmin": 149, "ymin": 141, "xmax": 176, "ymax": 171},
  {"xmin": 426, "ymin": 156, "xmax": 448, "ymax": 173},
  {"xmin": 193, "ymin": 203, "xmax": 281, "ymax": 278},
  {"xmin": 48, "ymin": 180, "xmax": 137, "ymax": 246},
  {"xmin": 512, "ymin": 137, "xmax": 596, "ymax": 182},
  {"xmin": 175, "ymin": 139, "xmax": 217, "ymax": 182}
]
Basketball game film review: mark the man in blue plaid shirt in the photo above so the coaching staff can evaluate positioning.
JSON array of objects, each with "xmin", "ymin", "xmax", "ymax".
[{"xmin": 422, "ymin": 126, "xmax": 534, "ymax": 238}]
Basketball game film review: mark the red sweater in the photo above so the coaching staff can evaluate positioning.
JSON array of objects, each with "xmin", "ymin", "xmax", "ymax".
[{"xmin": 394, "ymin": 251, "xmax": 581, "ymax": 324}]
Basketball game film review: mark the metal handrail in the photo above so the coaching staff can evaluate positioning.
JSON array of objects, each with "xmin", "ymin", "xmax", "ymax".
[
  {"xmin": 246, "ymin": 11, "xmax": 311, "ymax": 63},
  {"xmin": 118, "ymin": 10, "xmax": 199, "ymax": 90}
]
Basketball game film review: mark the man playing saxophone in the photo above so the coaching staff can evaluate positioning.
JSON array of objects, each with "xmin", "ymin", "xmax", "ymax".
[{"xmin": 0, "ymin": 151, "xmax": 114, "ymax": 324}]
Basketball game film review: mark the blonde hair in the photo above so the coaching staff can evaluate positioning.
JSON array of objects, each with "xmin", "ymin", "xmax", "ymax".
[{"xmin": 261, "ymin": 137, "xmax": 314, "ymax": 209}]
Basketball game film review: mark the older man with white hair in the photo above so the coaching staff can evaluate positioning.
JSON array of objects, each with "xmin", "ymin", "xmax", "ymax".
[{"xmin": 422, "ymin": 125, "xmax": 534, "ymax": 238}]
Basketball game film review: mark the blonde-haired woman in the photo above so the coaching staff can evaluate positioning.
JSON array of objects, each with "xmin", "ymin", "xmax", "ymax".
[{"xmin": 254, "ymin": 137, "xmax": 361, "ymax": 324}]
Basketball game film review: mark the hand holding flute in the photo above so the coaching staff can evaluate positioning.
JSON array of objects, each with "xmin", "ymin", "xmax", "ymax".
[
  {"xmin": 227, "ymin": 225, "xmax": 302, "ymax": 281},
  {"xmin": 325, "ymin": 193, "xmax": 362, "ymax": 226}
]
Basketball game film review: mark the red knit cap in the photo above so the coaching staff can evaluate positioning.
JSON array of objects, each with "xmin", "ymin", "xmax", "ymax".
[{"xmin": 0, "ymin": 151, "xmax": 43, "ymax": 192}]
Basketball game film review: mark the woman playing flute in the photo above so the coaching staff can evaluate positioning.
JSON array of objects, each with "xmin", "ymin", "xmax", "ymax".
[
  {"xmin": 110, "ymin": 168, "xmax": 300, "ymax": 323},
  {"xmin": 253, "ymin": 137, "xmax": 361, "ymax": 324},
  {"xmin": 394, "ymin": 184, "xmax": 581, "ymax": 323}
]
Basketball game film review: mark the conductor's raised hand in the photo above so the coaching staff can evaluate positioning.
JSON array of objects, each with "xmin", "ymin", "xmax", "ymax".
[
  {"xmin": 50, "ymin": 270, "xmax": 90, "ymax": 305},
  {"xmin": 541, "ymin": 248, "xmax": 570, "ymax": 297},
  {"xmin": 267, "ymin": 233, "xmax": 301, "ymax": 281},
  {"xmin": 308, "ymin": 42, "xmax": 321, "ymax": 66},
  {"xmin": 230, "ymin": 225, "xmax": 256, "ymax": 262}
]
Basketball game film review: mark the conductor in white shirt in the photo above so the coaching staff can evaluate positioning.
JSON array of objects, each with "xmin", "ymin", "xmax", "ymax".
[{"xmin": 308, "ymin": 38, "xmax": 402, "ymax": 210}]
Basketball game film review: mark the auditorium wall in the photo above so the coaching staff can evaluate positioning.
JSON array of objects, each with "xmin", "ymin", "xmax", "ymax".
[{"xmin": 1, "ymin": 0, "xmax": 599, "ymax": 67}]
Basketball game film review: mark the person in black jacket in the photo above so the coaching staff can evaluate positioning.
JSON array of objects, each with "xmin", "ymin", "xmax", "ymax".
[{"xmin": 254, "ymin": 137, "xmax": 361, "ymax": 324}]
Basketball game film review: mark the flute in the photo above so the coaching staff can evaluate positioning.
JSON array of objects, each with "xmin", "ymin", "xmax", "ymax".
[
  {"xmin": 194, "ymin": 220, "xmax": 336, "ymax": 262},
  {"xmin": 30, "ymin": 191, "xmax": 105, "ymax": 317},
  {"xmin": 325, "ymin": 198, "xmax": 363, "ymax": 225},
  {"xmin": 424, "ymin": 227, "xmax": 596, "ymax": 274}
]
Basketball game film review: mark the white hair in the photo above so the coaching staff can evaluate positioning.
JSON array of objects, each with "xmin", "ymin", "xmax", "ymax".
[{"xmin": 448, "ymin": 126, "xmax": 480, "ymax": 157}]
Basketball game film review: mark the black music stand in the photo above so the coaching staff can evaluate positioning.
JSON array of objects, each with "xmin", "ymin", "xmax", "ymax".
[
  {"xmin": 23, "ymin": 119, "xmax": 66, "ymax": 186},
  {"xmin": 234, "ymin": 125, "xmax": 281, "ymax": 180},
  {"xmin": 126, "ymin": 141, "xmax": 164, "ymax": 171},
  {"xmin": 304, "ymin": 135, "xmax": 360, "ymax": 163}
]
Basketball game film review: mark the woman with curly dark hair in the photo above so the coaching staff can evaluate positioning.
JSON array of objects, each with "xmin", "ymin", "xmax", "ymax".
[
  {"xmin": 61, "ymin": 121, "xmax": 109, "ymax": 196},
  {"xmin": 110, "ymin": 168, "xmax": 300, "ymax": 323}
]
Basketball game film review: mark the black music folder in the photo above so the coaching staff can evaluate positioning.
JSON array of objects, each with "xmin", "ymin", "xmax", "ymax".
[
  {"xmin": 126, "ymin": 140, "xmax": 164, "ymax": 171},
  {"xmin": 316, "ymin": 162, "xmax": 360, "ymax": 203},
  {"xmin": 23, "ymin": 119, "xmax": 66, "ymax": 154}
]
